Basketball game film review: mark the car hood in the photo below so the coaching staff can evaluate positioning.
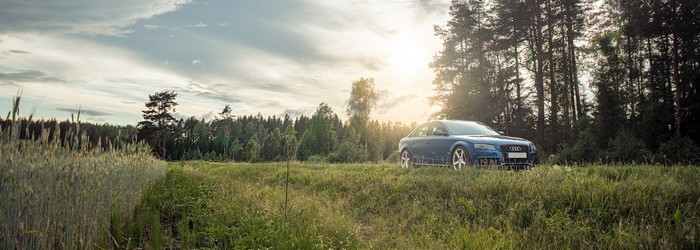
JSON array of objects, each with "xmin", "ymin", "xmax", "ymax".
[{"xmin": 452, "ymin": 135, "xmax": 532, "ymax": 145}]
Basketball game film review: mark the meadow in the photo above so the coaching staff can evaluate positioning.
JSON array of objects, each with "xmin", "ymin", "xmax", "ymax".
[{"xmin": 118, "ymin": 161, "xmax": 699, "ymax": 249}]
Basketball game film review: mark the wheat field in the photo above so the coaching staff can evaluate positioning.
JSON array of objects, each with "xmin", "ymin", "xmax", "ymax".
[{"xmin": 0, "ymin": 98, "xmax": 166, "ymax": 249}]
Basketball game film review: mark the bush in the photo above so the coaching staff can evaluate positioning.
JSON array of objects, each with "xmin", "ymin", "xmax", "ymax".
[
  {"xmin": 329, "ymin": 140, "xmax": 369, "ymax": 163},
  {"xmin": 556, "ymin": 127, "xmax": 598, "ymax": 165},
  {"xmin": 385, "ymin": 150, "xmax": 399, "ymax": 164},
  {"xmin": 659, "ymin": 135, "xmax": 700, "ymax": 165},
  {"xmin": 306, "ymin": 154, "xmax": 329, "ymax": 163},
  {"xmin": 604, "ymin": 130, "xmax": 651, "ymax": 164}
]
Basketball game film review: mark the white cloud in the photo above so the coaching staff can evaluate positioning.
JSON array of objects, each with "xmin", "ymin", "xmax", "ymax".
[
  {"xmin": 187, "ymin": 22, "xmax": 208, "ymax": 28},
  {"xmin": 0, "ymin": 0, "xmax": 192, "ymax": 36},
  {"xmin": 0, "ymin": 0, "xmax": 452, "ymax": 125}
]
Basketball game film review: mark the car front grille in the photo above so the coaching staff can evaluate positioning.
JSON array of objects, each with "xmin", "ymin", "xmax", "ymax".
[{"xmin": 500, "ymin": 145, "xmax": 530, "ymax": 164}]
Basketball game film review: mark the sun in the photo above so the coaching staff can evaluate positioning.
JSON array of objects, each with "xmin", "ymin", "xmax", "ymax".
[{"xmin": 387, "ymin": 44, "xmax": 430, "ymax": 74}]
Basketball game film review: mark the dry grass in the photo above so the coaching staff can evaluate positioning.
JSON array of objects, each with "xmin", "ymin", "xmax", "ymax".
[{"xmin": 0, "ymin": 96, "xmax": 166, "ymax": 249}]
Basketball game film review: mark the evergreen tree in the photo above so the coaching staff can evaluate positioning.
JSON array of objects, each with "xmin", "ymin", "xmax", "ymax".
[{"xmin": 137, "ymin": 91, "xmax": 178, "ymax": 159}]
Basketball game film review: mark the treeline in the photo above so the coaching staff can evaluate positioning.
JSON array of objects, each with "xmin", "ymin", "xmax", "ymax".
[
  {"xmin": 0, "ymin": 118, "xmax": 138, "ymax": 150},
  {"xmin": 135, "ymin": 78, "xmax": 413, "ymax": 162},
  {"xmin": 0, "ymin": 106, "xmax": 412, "ymax": 163},
  {"xmin": 431, "ymin": 0, "xmax": 700, "ymax": 164},
  {"xmin": 150, "ymin": 106, "xmax": 412, "ymax": 162}
]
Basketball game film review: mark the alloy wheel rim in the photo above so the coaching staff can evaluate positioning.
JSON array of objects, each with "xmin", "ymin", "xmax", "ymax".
[
  {"xmin": 453, "ymin": 148, "xmax": 467, "ymax": 170},
  {"xmin": 401, "ymin": 151, "xmax": 410, "ymax": 169}
]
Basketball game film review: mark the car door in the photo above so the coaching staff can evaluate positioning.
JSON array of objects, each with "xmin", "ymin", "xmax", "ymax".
[
  {"xmin": 425, "ymin": 122, "xmax": 452, "ymax": 165},
  {"xmin": 407, "ymin": 123, "xmax": 431, "ymax": 164}
]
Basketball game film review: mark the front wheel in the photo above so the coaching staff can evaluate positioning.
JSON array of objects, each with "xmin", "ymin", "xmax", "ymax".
[
  {"xmin": 400, "ymin": 150, "xmax": 413, "ymax": 169},
  {"xmin": 451, "ymin": 146, "xmax": 471, "ymax": 170}
]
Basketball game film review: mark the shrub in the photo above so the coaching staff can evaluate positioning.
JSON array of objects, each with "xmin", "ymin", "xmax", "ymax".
[
  {"xmin": 306, "ymin": 154, "xmax": 329, "ymax": 163},
  {"xmin": 385, "ymin": 150, "xmax": 399, "ymax": 163},
  {"xmin": 329, "ymin": 140, "xmax": 369, "ymax": 163},
  {"xmin": 659, "ymin": 135, "xmax": 700, "ymax": 165},
  {"xmin": 556, "ymin": 127, "xmax": 598, "ymax": 165},
  {"xmin": 604, "ymin": 130, "xmax": 651, "ymax": 164}
]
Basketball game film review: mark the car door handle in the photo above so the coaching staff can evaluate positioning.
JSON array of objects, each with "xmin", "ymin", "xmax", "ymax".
[{"xmin": 425, "ymin": 142, "xmax": 431, "ymax": 145}]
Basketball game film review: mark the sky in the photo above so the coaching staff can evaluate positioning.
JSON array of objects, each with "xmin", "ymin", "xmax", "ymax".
[{"xmin": 0, "ymin": 0, "xmax": 451, "ymax": 125}]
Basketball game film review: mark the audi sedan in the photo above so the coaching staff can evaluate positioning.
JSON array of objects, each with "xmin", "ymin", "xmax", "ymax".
[{"xmin": 398, "ymin": 120, "xmax": 538, "ymax": 170}]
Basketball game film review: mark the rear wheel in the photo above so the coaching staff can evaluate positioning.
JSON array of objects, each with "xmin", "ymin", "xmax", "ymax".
[
  {"xmin": 400, "ymin": 150, "xmax": 413, "ymax": 169},
  {"xmin": 451, "ymin": 146, "xmax": 470, "ymax": 170}
]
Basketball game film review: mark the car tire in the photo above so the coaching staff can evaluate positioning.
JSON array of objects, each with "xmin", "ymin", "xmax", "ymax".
[
  {"xmin": 400, "ymin": 149, "xmax": 413, "ymax": 169},
  {"xmin": 451, "ymin": 146, "xmax": 470, "ymax": 170}
]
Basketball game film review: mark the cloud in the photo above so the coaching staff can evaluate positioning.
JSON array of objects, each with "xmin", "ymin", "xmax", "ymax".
[
  {"xmin": 376, "ymin": 92, "xmax": 419, "ymax": 114},
  {"xmin": 7, "ymin": 49, "xmax": 29, "ymax": 54},
  {"xmin": 0, "ymin": 70, "xmax": 67, "ymax": 85},
  {"xmin": 194, "ymin": 92, "xmax": 240, "ymax": 104},
  {"xmin": 173, "ymin": 110, "xmax": 216, "ymax": 122},
  {"xmin": 55, "ymin": 107, "xmax": 112, "ymax": 117},
  {"xmin": 187, "ymin": 22, "xmax": 208, "ymax": 28},
  {"xmin": 0, "ymin": 0, "xmax": 450, "ymax": 125},
  {"xmin": 177, "ymin": 81, "xmax": 241, "ymax": 104},
  {"xmin": 1, "ymin": 49, "xmax": 30, "ymax": 59},
  {"xmin": 143, "ymin": 24, "xmax": 161, "ymax": 30},
  {"xmin": 359, "ymin": 57, "xmax": 387, "ymax": 71},
  {"xmin": 413, "ymin": 0, "xmax": 452, "ymax": 15},
  {"xmin": 281, "ymin": 107, "xmax": 315, "ymax": 118},
  {"xmin": 0, "ymin": 0, "xmax": 192, "ymax": 36}
]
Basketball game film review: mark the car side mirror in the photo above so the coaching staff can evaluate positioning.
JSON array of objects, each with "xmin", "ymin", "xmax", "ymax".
[
  {"xmin": 433, "ymin": 129, "xmax": 448, "ymax": 136},
  {"xmin": 498, "ymin": 131, "xmax": 506, "ymax": 136}
]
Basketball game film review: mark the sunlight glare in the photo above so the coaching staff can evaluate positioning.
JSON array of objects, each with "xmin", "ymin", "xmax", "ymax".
[{"xmin": 388, "ymin": 44, "xmax": 429, "ymax": 74}]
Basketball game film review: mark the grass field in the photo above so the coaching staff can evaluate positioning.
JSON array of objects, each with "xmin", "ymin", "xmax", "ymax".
[{"xmin": 119, "ymin": 161, "xmax": 700, "ymax": 249}]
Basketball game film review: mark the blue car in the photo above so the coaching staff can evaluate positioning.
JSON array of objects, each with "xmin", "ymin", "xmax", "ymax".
[{"xmin": 398, "ymin": 120, "xmax": 538, "ymax": 170}]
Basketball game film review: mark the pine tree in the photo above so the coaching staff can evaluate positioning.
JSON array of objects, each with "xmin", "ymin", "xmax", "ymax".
[{"xmin": 137, "ymin": 91, "xmax": 178, "ymax": 159}]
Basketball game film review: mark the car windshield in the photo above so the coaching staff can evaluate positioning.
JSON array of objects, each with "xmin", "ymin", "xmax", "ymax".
[{"xmin": 443, "ymin": 121, "xmax": 500, "ymax": 136}]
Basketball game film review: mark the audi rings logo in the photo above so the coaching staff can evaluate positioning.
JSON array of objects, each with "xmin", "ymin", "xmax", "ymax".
[{"xmin": 509, "ymin": 146, "xmax": 522, "ymax": 151}]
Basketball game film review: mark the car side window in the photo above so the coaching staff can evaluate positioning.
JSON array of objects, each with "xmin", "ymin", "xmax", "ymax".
[
  {"xmin": 431, "ymin": 123, "xmax": 448, "ymax": 136},
  {"xmin": 413, "ymin": 124, "xmax": 430, "ymax": 137}
]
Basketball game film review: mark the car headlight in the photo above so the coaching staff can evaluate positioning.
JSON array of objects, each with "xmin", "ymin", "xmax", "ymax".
[
  {"xmin": 473, "ymin": 143, "xmax": 495, "ymax": 150},
  {"xmin": 530, "ymin": 143, "xmax": 537, "ymax": 152}
]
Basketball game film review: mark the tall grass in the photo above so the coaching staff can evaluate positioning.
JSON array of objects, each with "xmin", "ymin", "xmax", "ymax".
[
  {"xmin": 0, "ymin": 96, "xmax": 166, "ymax": 249},
  {"xmin": 172, "ymin": 162, "xmax": 700, "ymax": 249},
  {"xmin": 120, "ymin": 162, "xmax": 358, "ymax": 249}
]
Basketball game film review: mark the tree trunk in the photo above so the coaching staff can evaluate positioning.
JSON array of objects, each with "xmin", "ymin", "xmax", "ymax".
[
  {"xmin": 531, "ymin": 2, "xmax": 546, "ymax": 144},
  {"xmin": 565, "ymin": 2, "xmax": 582, "ymax": 119},
  {"xmin": 547, "ymin": 0, "xmax": 558, "ymax": 133},
  {"xmin": 672, "ymin": 32, "xmax": 681, "ymax": 135}
]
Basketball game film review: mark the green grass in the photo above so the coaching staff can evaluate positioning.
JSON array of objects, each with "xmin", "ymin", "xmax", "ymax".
[{"xmin": 124, "ymin": 162, "xmax": 700, "ymax": 249}]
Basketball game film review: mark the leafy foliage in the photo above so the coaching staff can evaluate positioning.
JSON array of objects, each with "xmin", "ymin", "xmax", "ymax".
[{"xmin": 659, "ymin": 135, "xmax": 700, "ymax": 165}]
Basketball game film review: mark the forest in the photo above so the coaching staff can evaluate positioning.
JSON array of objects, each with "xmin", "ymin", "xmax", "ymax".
[
  {"xmin": 2, "ymin": 0, "xmax": 699, "ymax": 165},
  {"xmin": 429, "ymin": 0, "xmax": 700, "ymax": 165}
]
